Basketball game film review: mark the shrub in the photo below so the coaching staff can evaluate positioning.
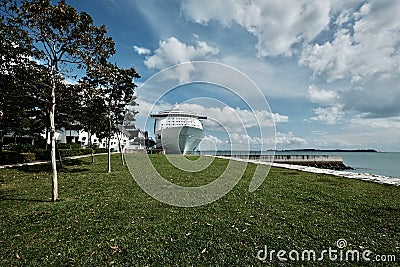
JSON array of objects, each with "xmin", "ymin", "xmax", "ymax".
[
  {"xmin": 8, "ymin": 143, "xmax": 36, "ymax": 153},
  {"xmin": 0, "ymin": 151, "xmax": 20, "ymax": 164},
  {"xmin": 19, "ymin": 152, "xmax": 36, "ymax": 163},
  {"xmin": 59, "ymin": 148, "xmax": 92, "ymax": 157},
  {"xmin": 58, "ymin": 143, "xmax": 81, "ymax": 149},
  {"xmin": 1, "ymin": 146, "xmax": 107, "ymax": 164},
  {"xmin": 0, "ymin": 151, "xmax": 35, "ymax": 164},
  {"xmin": 34, "ymin": 149, "xmax": 50, "ymax": 160},
  {"xmin": 93, "ymin": 148, "xmax": 108, "ymax": 154}
]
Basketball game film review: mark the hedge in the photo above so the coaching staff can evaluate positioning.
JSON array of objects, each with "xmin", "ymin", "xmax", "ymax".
[
  {"xmin": 58, "ymin": 143, "xmax": 82, "ymax": 149},
  {"xmin": 59, "ymin": 148, "xmax": 92, "ymax": 157},
  {"xmin": 0, "ymin": 151, "xmax": 35, "ymax": 164},
  {"xmin": 34, "ymin": 149, "xmax": 51, "ymax": 160},
  {"xmin": 19, "ymin": 153, "xmax": 36, "ymax": 163},
  {"xmin": 93, "ymin": 148, "xmax": 108, "ymax": 154},
  {"xmin": 0, "ymin": 147, "xmax": 109, "ymax": 165}
]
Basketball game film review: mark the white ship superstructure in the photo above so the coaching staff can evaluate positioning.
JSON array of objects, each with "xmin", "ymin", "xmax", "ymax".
[{"xmin": 150, "ymin": 107, "xmax": 207, "ymax": 154}]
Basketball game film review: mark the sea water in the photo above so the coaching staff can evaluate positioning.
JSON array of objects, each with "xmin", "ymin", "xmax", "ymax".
[
  {"xmin": 275, "ymin": 151, "xmax": 400, "ymax": 179},
  {"xmin": 340, "ymin": 152, "xmax": 400, "ymax": 179},
  {"xmin": 199, "ymin": 150, "xmax": 400, "ymax": 179}
]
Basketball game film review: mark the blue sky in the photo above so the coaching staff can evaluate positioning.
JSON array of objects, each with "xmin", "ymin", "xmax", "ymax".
[{"xmin": 67, "ymin": 0, "xmax": 400, "ymax": 151}]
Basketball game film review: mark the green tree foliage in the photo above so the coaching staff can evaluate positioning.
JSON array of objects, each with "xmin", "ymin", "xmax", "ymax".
[
  {"xmin": 75, "ymin": 76, "xmax": 108, "ymax": 162},
  {"xmin": 1, "ymin": 0, "xmax": 141, "ymax": 201},
  {"xmin": 0, "ymin": 0, "xmax": 47, "ymax": 152},
  {"xmin": 87, "ymin": 62, "xmax": 140, "ymax": 172},
  {"xmin": 20, "ymin": 0, "xmax": 115, "ymax": 201}
]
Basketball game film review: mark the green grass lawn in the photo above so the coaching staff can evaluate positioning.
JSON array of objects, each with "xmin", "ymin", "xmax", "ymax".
[{"xmin": 1, "ymin": 154, "xmax": 399, "ymax": 266}]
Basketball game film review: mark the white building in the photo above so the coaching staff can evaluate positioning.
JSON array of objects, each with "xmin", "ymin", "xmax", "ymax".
[
  {"xmin": 50, "ymin": 127, "xmax": 130, "ymax": 152},
  {"xmin": 123, "ymin": 125, "xmax": 147, "ymax": 150}
]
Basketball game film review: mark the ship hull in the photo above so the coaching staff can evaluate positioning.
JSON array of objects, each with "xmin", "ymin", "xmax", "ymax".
[{"xmin": 155, "ymin": 126, "xmax": 204, "ymax": 154}]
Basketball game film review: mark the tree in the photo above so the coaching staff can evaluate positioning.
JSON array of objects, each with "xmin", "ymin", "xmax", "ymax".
[
  {"xmin": 76, "ymin": 76, "xmax": 108, "ymax": 162},
  {"xmin": 55, "ymin": 82, "xmax": 82, "ymax": 145},
  {"xmin": 20, "ymin": 0, "xmax": 115, "ymax": 201},
  {"xmin": 88, "ymin": 62, "xmax": 139, "ymax": 172},
  {"xmin": 0, "ymin": 0, "xmax": 47, "ymax": 154}
]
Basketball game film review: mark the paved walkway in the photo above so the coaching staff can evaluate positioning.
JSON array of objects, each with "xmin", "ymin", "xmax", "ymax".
[{"xmin": 0, "ymin": 153, "xmax": 108, "ymax": 169}]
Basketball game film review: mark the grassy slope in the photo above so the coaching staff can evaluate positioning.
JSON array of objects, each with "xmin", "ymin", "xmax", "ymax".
[{"xmin": 0, "ymin": 155, "xmax": 399, "ymax": 266}]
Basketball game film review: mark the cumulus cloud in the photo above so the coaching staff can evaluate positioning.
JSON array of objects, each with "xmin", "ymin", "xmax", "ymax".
[
  {"xmin": 134, "ymin": 99, "xmax": 287, "ymax": 134},
  {"xmin": 175, "ymin": 103, "xmax": 287, "ymax": 131},
  {"xmin": 223, "ymin": 131, "xmax": 307, "ymax": 150},
  {"xmin": 143, "ymin": 37, "xmax": 219, "ymax": 82},
  {"xmin": 310, "ymin": 105, "xmax": 344, "ymax": 125},
  {"xmin": 182, "ymin": 0, "xmax": 400, "ymax": 121},
  {"xmin": 349, "ymin": 116, "xmax": 400, "ymax": 129},
  {"xmin": 308, "ymin": 85, "xmax": 338, "ymax": 106},
  {"xmin": 182, "ymin": 0, "xmax": 331, "ymax": 57},
  {"xmin": 300, "ymin": 1, "xmax": 400, "ymax": 82},
  {"xmin": 275, "ymin": 132, "xmax": 307, "ymax": 146},
  {"xmin": 200, "ymin": 132, "xmax": 306, "ymax": 150},
  {"xmin": 133, "ymin": 45, "xmax": 151, "ymax": 55},
  {"xmin": 144, "ymin": 37, "xmax": 219, "ymax": 69},
  {"xmin": 203, "ymin": 135, "xmax": 223, "ymax": 144},
  {"xmin": 198, "ymin": 135, "xmax": 224, "ymax": 151}
]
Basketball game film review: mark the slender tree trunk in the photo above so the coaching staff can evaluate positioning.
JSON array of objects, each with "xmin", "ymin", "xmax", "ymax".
[
  {"xmin": 107, "ymin": 135, "xmax": 111, "ymax": 173},
  {"xmin": 45, "ymin": 127, "xmax": 48, "ymax": 150},
  {"xmin": 107, "ymin": 109, "xmax": 112, "ymax": 173},
  {"xmin": 88, "ymin": 130, "xmax": 94, "ymax": 163},
  {"xmin": 117, "ymin": 131, "xmax": 125, "ymax": 166},
  {"xmin": 50, "ymin": 72, "xmax": 58, "ymax": 202}
]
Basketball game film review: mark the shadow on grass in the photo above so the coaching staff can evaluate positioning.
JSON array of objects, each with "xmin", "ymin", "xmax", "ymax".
[
  {"xmin": 62, "ymin": 158, "xmax": 92, "ymax": 166},
  {"xmin": 9, "ymin": 158, "xmax": 91, "ymax": 173},
  {"xmin": 0, "ymin": 194, "xmax": 52, "ymax": 203},
  {"xmin": 16, "ymin": 164, "xmax": 52, "ymax": 173}
]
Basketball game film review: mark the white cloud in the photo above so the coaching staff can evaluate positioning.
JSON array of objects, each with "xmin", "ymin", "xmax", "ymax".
[
  {"xmin": 133, "ymin": 45, "xmax": 151, "ymax": 55},
  {"xmin": 275, "ymin": 132, "xmax": 307, "ymax": 146},
  {"xmin": 181, "ymin": 0, "xmax": 400, "ymax": 119},
  {"xmin": 300, "ymin": 1, "xmax": 400, "ymax": 82},
  {"xmin": 204, "ymin": 135, "xmax": 223, "ymax": 144},
  {"xmin": 134, "ymin": 100, "xmax": 287, "ymax": 143},
  {"xmin": 334, "ymin": 10, "xmax": 351, "ymax": 26},
  {"xmin": 223, "ymin": 131, "xmax": 307, "ymax": 150},
  {"xmin": 182, "ymin": 0, "xmax": 331, "ymax": 57},
  {"xmin": 307, "ymin": 116, "xmax": 400, "ymax": 151},
  {"xmin": 198, "ymin": 135, "xmax": 223, "ymax": 151},
  {"xmin": 308, "ymin": 84, "xmax": 338, "ymax": 105},
  {"xmin": 144, "ymin": 37, "xmax": 219, "ymax": 69},
  {"xmin": 310, "ymin": 105, "xmax": 344, "ymax": 125},
  {"xmin": 143, "ymin": 37, "xmax": 219, "ymax": 82},
  {"xmin": 349, "ymin": 116, "xmax": 400, "ymax": 129},
  {"xmin": 175, "ymin": 103, "xmax": 287, "ymax": 131},
  {"xmin": 227, "ymin": 133, "xmax": 270, "ymax": 150}
]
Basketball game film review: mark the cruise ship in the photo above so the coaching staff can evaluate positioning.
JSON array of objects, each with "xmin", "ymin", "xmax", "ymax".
[{"xmin": 150, "ymin": 107, "xmax": 207, "ymax": 154}]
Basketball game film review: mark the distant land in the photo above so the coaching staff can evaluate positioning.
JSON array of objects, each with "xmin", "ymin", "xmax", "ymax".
[{"xmin": 276, "ymin": 149, "xmax": 378, "ymax": 153}]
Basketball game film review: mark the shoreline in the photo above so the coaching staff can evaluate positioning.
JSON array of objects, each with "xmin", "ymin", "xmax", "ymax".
[{"xmin": 218, "ymin": 156, "xmax": 400, "ymax": 186}]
